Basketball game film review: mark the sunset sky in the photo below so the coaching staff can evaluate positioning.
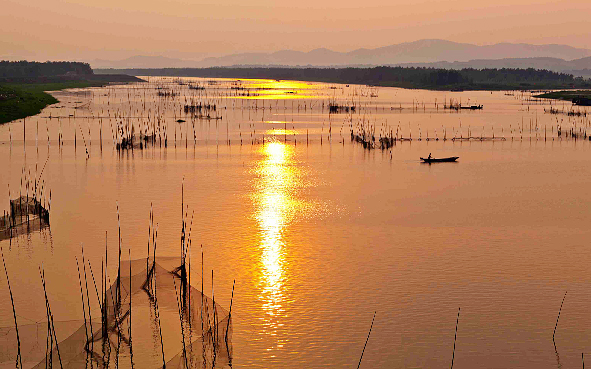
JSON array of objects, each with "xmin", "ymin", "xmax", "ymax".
[{"xmin": 2, "ymin": 0, "xmax": 590, "ymax": 61}]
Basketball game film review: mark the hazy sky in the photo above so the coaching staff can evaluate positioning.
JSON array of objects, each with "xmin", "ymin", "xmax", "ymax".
[{"xmin": 1, "ymin": 0, "xmax": 590, "ymax": 61}]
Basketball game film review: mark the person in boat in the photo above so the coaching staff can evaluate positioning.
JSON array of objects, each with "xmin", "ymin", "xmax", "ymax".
[{"xmin": 428, "ymin": 153, "xmax": 432, "ymax": 159}]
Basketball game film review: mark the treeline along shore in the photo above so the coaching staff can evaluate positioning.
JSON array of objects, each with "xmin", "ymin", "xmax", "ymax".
[
  {"xmin": 95, "ymin": 66, "xmax": 591, "ymax": 91},
  {"xmin": 0, "ymin": 61, "xmax": 144, "ymax": 124}
]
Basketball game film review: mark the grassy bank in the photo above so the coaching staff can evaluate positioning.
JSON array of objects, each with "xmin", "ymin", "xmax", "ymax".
[
  {"xmin": 0, "ymin": 81, "xmax": 106, "ymax": 124},
  {"xmin": 0, "ymin": 61, "xmax": 145, "ymax": 123},
  {"xmin": 534, "ymin": 90, "xmax": 591, "ymax": 100},
  {"xmin": 0, "ymin": 74, "xmax": 144, "ymax": 124},
  {"xmin": 534, "ymin": 90, "xmax": 591, "ymax": 106}
]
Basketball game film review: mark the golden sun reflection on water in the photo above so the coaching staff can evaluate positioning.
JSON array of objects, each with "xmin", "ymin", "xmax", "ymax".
[
  {"xmin": 232, "ymin": 79, "xmax": 324, "ymax": 100},
  {"xmin": 265, "ymin": 128, "xmax": 298, "ymax": 136},
  {"xmin": 253, "ymin": 141, "xmax": 299, "ymax": 350}
]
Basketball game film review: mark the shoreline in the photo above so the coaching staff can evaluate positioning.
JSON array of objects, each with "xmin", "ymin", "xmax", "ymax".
[
  {"xmin": 0, "ymin": 75, "xmax": 144, "ymax": 124},
  {"xmin": 533, "ymin": 90, "xmax": 591, "ymax": 105}
]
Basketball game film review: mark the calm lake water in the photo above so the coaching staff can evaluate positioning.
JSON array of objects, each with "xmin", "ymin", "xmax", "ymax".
[{"xmin": 1, "ymin": 77, "xmax": 591, "ymax": 368}]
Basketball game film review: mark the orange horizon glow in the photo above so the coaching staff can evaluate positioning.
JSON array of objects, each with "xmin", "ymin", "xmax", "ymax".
[{"xmin": 1, "ymin": 0, "xmax": 590, "ymax": 61}]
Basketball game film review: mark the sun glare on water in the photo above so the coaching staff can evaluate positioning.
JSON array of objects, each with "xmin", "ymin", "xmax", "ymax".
[{"xmin": 253, "ymin": 141, "xmax": 299, "ymax": 350}]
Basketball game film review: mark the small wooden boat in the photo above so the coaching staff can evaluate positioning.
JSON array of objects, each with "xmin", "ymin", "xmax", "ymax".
[
  {"xmin": 420, "ymin": 156, "xmax": 459, "ymax": 163},
  {"xmin": 460, "ymin": 105, "xmax": 483, "ymax": 110}
]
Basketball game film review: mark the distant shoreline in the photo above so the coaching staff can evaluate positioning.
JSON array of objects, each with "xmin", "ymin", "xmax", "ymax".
[{"xmin": 95, "ymin": 66, "xmax": 591, "ymax": 91}]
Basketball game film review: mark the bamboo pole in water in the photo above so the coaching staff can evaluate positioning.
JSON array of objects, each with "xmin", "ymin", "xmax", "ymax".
[
  {"xmin": 201, "ymin": 244, "xmax": 204, "ymax": 333},
  {"xmin": 75, "ymin": 256, "xmax": 89, "ymax": 345},
  {"xmin": 39, "ymin": 265, "xmax": 62, "ymax": 368},
  {"xmin": 553, "ymin": 291, "xmax": 567, "ymax": 347},
  {"xmin": 450, "ymin": 307, "xmax": 460, "ymax": 369},
  {"xmin": 173, "ymin": 276, "xmax": 188, "ymax": 369},
  {"xmin": 129, "ymin": 249, "xmax": 134, "ymax": 367},
  {"xmin": 225, "ymin": 279, "xmax": 235, "ymax": 356},
  {"xmin": 82, "ymin": 244, "xmax": 93, "ymax": 352},
  {"xmin": 88, "ymin": 261, "xmax": 101, "ymax": 311},
  {"xmin": 1, "ymin": 246, "xmax": 22, "ymax": 369},
  {"xmin": 148, "ymin": 203, "xmax": 152, "ymax": 281},
  {"xmin": 117, "ymin": 202, "xmax": 121, "ymax": 312},
  {"xmin": 104, "ymin": 231, "xmax": 108, "ymax": 342},
  {"xmin": 154, "ymin": 275, "xmax": 165, "ymax": 367},
  {"xmin": 357, "ymin": 311, "xmax": 376, "ymax": 369}
]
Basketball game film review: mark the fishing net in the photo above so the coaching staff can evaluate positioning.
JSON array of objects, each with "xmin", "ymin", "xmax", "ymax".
[
  {"xmin": 1, "ymin": 257, "xmax": 232, "ymax": 369},
  {"xmin": 0, "ymin": 196, "xmax": 50, "ymax": 242}
]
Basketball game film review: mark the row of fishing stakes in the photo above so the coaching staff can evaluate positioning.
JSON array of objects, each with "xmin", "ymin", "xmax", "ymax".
[
  {"xmin": 355, "ymin": 300, "xmax": 574, "ymax": 369},
  {"xmin": 356, "ymin": 307, "xmax": 461, "ymax": 369},
  {"xmin": 43, "ymin": 115, "xmax": 591, "ymax": 155},
  {"xmin": 10, "ymin": 78, "xmax": 587, "ymax": 157},
  {"xmin": 351, "ymin": 116, "xmax": 591, "ymax": 151}
]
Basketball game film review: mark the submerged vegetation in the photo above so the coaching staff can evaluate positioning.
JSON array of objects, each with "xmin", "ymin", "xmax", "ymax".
[{"xmin": 96, "ymin": 66, "xmax": 591, "ymax": 91}]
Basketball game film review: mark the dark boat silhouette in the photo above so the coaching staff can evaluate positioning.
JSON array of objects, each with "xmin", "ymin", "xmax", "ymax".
[{"xmin": 420, "ymin": 156, "xmax": 459, "ymax": 163}]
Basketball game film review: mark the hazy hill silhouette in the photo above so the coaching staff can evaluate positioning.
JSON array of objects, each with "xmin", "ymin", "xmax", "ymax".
[{"xmin": 90, "ymin": 40, "xmax": 591, "ymax": 75}]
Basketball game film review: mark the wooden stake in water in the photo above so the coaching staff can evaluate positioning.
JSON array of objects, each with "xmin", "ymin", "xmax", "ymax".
[
  {"xmin": 451, "ymin": 307, "xmax": 460, "ymax": 369},
  {"xmin": 173, "ymin": 276, "xmax": 188, "ymax": 369},
  {"xmin": 357, "ymin": 311, "xmax": 376, "ymax": 369},
  {"xmin": 104, "ymin": 231, "xmax": 108, "ymax": 341},
  {"xmin": 148, "ymin": 203, "xmax": 152, "ymax": 281},
  {"xmin": 225, "ymin": 279, "xmax": 235, "ymax": 356},
  {"xmin": 117, "ymin": 202, "xmax": 122, "ymax": 312},
  {"xmin": 154, "ymin": 281, "xmax": 165, "ymax": 368},
  {"xmin": 1, "ymin": 246, "xmax": 22, "ymax": 369},
  {"xmin": 87, "ymin": 261, "xmax": 101, "ymax": 311},
  {"xmin": 82, "ymin": 244, "xmax": 93, "ymax": 352},
  {"xmin": 553, "ymin": 291, "xmax": 567, "ymax": 347},
  {"xmin": 201, "ymin": 244, "xmax": 204, "ymax": 332},
  {"xmin": 75, "ymin": 256, "xmax": 89, "ymax": 345},
  {"xmin": 188, "ymin": 244, "xmax": 191, "ymax": 325},
  {"xmin": 129, "ymin": 249, "xmax": 134, "ymax": 368},
  {"xmin": 39, "ymin": 265, "xmax": 62, "ymax": 369}
]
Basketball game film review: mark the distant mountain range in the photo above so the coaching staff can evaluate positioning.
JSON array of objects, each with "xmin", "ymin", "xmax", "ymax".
[
  {"xmin": 92, "ymin": 55, "xmax": 200, "ymax": 69},
  {"xmin": 90, "ymin": 39, "xmax": 591, "ymax": 76}
]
